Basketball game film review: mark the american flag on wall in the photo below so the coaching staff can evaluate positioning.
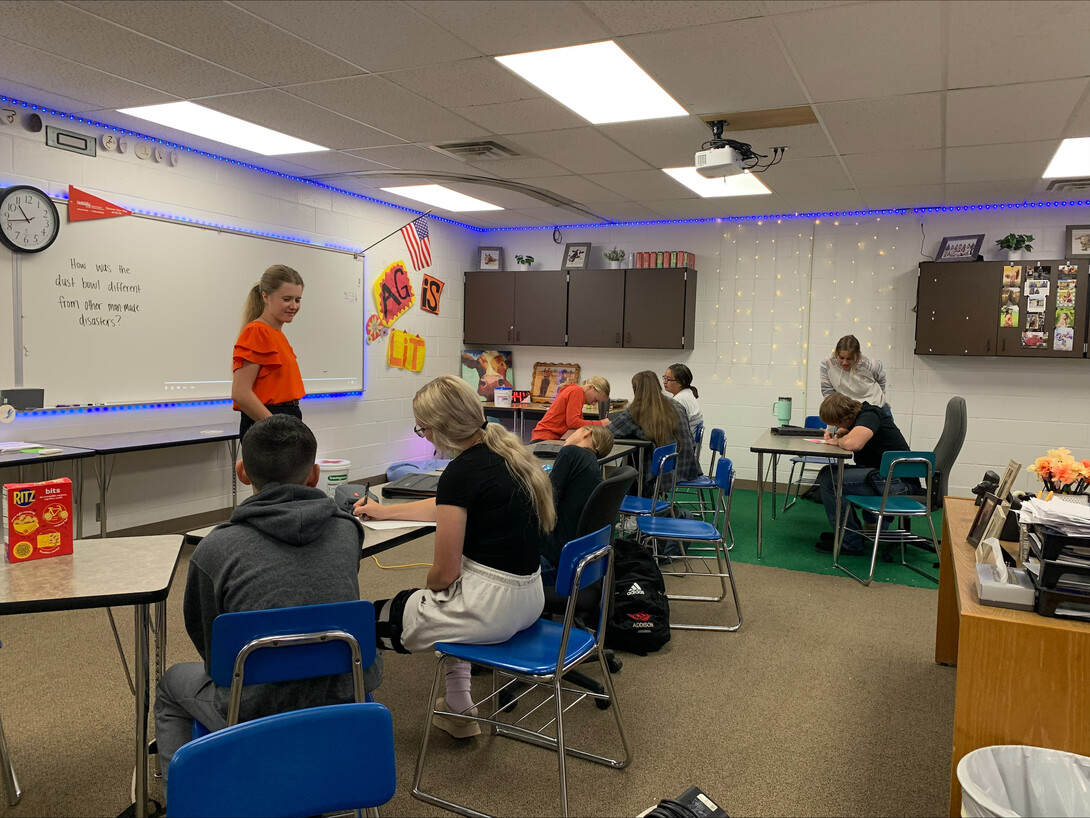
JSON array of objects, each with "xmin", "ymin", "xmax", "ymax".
[{"xmin": 400, "ymin": 215, "xmax": 432, "ymax": 270}]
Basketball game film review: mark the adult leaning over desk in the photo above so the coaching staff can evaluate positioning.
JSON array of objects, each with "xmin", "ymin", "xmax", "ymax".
[
  {"xmin": 819, "ymin": 334, "xmax": 891, "ymax": 416},
  {"xmin": 813, "ymin": 392, "xmax": 918, "ymax": 555},
  {"xmin": 231, "ymin": 264, "xmax": 305, "ymax": 439},
  {"xmin": 529, "ymin": 376, "xmax": 611, "ymax": 441},
  {"xmin": 355, "ymin": 374, "xmax": 555, "ymax": 738}
]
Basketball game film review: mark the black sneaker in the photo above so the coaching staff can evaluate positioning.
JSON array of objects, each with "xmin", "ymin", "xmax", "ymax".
[{"xmin": 815, "ymin": 537, "xmax": 866, "ymax": 556}]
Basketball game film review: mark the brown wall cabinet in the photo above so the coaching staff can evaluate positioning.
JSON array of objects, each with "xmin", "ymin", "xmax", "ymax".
[
  {"xmin": 465, "ymin": 267, "xmax": 697, "ymax": 351},
  {"xmin": 915, "ymin": 260, "xmax": 1088, "ymax": 358}
]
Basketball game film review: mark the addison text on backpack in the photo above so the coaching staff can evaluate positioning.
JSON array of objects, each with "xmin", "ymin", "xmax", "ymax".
[{"xmin": 605, "ymin": 538, "xmax": 670, "ymax": 655}]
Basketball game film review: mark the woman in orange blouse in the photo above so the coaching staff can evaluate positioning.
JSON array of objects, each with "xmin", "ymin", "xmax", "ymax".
[
  {"xmin": 231, "ymin": 265, "xmax": 306, "ymax": 439},
  {"xmin": 529, "ymin": 376, "xmax": 610, "ymax": 441}
]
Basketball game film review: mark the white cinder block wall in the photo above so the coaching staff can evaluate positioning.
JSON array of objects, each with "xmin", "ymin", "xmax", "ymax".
[{"xmin": 2, "ymin": 109, "xmax": 1088, "ymax": 533}]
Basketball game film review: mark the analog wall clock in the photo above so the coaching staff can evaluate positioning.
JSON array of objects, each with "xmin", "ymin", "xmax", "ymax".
[{"xmin": 0, "ymin": 185, "xmax": 60, "ymax": 253}]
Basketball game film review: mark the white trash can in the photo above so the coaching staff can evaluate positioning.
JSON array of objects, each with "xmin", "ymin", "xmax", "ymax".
[
  {"xmin": 958, "ymin": 745, "xmax": 1090, "ymax": 818},
  {"xmin": 316, "ymin": 459, "xmax": 350, "ymax": 498}
]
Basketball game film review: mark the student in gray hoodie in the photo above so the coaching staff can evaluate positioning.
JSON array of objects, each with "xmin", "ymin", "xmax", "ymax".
[{"xmin": 153, "ymin": 414, "xmax": 381, "ymax": 781}]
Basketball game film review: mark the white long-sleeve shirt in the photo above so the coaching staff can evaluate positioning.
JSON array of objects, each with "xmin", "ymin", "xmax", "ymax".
[
  {"xmin": 819, "ymin": 355, "xmax": 888, "ymax": 407},
  {"xmin": 668, "ymin": 388, "xmax": 703, "ymax": 438}
]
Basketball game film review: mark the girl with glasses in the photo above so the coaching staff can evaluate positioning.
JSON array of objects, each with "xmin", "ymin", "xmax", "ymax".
[{"xmin": 662, "ymin": 363, "xmax": 702, "ymax": 438}]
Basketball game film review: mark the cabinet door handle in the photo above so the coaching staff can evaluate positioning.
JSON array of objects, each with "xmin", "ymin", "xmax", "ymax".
[
  {"xmin": 986, "ymin": 338, "xmax": 991, "ymax": 352},
  {"xmin": 507, "ymin": 327, "xmax": 512, "ymax": 342},
  {"xmin": 625, "ymin": 331, "xmax": 631, "ymax": 345},
  {"xmin": 615, "ymin": 332, "xmax": 621, "ymax": 345},
  {"xmin": 516, "ymin": 329, "xmax": 520, "ymax": 342}
]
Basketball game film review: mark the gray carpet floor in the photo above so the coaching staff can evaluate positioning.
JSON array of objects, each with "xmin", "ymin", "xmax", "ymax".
[{"xmin": 0, "ymin": 534, "xmax": 955, "ymax": 817}]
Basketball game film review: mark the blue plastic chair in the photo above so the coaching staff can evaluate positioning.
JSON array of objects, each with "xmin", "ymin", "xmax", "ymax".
[
  {"xmin": 192, "ymin": 600, "xmax": 376, "ymax": 737},
  {"xmin": 636, "ymin": 457, "xmax": 742, "ymax": 632},
  {"xmin": 617, "ymin": 443, "xmax": 677, "ymax": 520},
  {"xmin": 692, "ymin": 421, "xmax": 705, "ymax": 461},
  {"xmin": 834, "ymin": 451, "xmax": 940, "ymax": 586},
  {"xmin": 168, "ymin": 702, "xmax": 396, "ymax": 818},
  {"xmin": 676, "ymin": 428, "xmax": 730, "ymax": 541},
  {"xmin": 412, "ymin": 525, "xmax": 632, "ymax": 818},
  {"xmin": 783, "ymin": 415, "xmax": 836, "ymax": 512}
]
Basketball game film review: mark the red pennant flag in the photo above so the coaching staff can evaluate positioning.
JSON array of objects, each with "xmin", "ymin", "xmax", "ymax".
[{"xmin": 67, "ymin": 186, "xmax": 132, "ymax": 222}]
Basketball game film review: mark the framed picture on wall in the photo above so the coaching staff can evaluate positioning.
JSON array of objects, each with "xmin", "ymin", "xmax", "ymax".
[
  {"xmin": 1064, "ymin": 225, "xmax": 1090, "ymax": 258},
  {"xmin": 936, "ymin": 234, "xmax": 985, "ymax": 262},
  {"xmin": 561, "ymin": 242, "xmax": 591, "ymax": 270},
  {"xmin": 477, "ymin": 246, "xmax": 503, "ymax": 271}
]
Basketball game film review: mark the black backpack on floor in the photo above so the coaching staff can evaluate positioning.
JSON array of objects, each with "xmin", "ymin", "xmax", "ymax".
[{"xmin": 605, "ymin": 537, "xmax": 671, "ymax": 655}]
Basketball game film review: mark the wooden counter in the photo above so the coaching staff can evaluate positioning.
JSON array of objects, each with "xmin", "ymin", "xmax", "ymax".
[{"xmin": 937, "ymin": 497, "xmax": 1090, "ymax": 816}]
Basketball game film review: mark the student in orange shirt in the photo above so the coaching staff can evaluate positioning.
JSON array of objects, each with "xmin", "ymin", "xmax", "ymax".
[
  {"xmin": 232, "ymin": 265, "xmax": 306, "ymax": 439},
  {"xmin": 529, "ymin": 377, "xmax": 611, "ymax": 441}
]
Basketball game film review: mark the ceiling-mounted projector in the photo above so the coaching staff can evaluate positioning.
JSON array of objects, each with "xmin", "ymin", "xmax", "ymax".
[{"xmin": 695, "ymin": 146, "xmax": 746, "ymax": 178}]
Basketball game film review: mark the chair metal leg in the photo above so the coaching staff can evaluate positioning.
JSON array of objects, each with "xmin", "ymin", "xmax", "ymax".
[
  {"xmin": 782, "ymin": 460, "xmax": 805, "ymax": 512},
  {"xmin": 658, "ymin": 538, "xmax": 743, "ymax": 631},
  {"xmin": 0, "ymin": 705, "xmax": 21, "ymax": 807}
]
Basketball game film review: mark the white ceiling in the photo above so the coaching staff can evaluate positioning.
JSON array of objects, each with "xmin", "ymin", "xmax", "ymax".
[{"xmin": 2, "ymin": 0, "xmax": 1089, "ymax": 229}]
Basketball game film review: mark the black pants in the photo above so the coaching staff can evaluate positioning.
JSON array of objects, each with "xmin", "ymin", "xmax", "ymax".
[{"xmin": 238, "ymin": 402, "xmax": 302, "ymax": 440}]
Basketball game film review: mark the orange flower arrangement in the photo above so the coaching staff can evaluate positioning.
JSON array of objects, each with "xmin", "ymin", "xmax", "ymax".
[{"xmin": 1027, "ymin": 448, "xmax": 1090, "ymax": 494}]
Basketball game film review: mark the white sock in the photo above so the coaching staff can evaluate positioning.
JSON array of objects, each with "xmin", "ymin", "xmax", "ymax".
[{"xmin": 444, "ymin": 660, "xmax": 473, "ymax": 713}]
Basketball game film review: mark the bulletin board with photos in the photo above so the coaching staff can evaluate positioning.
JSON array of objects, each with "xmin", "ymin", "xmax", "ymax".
[{"xmin": 996, "ymin": 259, "xmax": 1088, "ymax": 357}]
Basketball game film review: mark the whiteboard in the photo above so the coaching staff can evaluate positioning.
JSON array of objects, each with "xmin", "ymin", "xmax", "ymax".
[{"xmin": 16, "ymin": 205, "xmax": 364, "ymax": 405}]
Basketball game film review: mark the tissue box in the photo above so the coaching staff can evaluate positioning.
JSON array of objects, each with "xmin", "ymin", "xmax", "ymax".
[{"xmin": 4, "ymin": 477, "xmax": 74, "ymax": 563}]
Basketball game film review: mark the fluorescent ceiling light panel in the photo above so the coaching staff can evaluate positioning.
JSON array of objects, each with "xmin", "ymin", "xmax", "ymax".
[
  {"xmin": 116, "ymin": 102, "xmax": 327, "ymax": 156},
  {"xmin": 380, "ymin": 185, "xmax": 503, "ymax": 212},
  {"xmin": 1043, "ymin": 137, "xmax": 1090, "ymax": 178},
  {"xmin": 496, "ymin": 41, "xmax": 686, "ymax": 124},
  {"xmin": 662, "ymin": 167, "xmax": 772, "ymax": 197}
]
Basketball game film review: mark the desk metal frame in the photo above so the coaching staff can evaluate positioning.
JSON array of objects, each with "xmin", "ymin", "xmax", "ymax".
[
  {"xmin": 0, "ymin": 535, "xmax": 183, "ymax": 817},
  {"xmin": 749, "ymin": 431, "xmax": 851, "ymax": 558},
  {"xmin": 43, "ymin": 426, "xmax": 240, "ymax": 539}
]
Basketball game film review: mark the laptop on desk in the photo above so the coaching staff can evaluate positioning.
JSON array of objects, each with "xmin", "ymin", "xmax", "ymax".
[
  {"xmin": 770, "ymin": 425, "xmax": 819, "ymax": 437},
  {"xmin": 381, "ymin": 472, "xmax": 440, "ymax": 498}
]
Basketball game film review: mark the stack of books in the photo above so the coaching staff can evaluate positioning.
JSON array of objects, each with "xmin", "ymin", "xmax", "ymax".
[{"xmin": 634, "ymin": 251, "xmax": 695, "ymax": 268}]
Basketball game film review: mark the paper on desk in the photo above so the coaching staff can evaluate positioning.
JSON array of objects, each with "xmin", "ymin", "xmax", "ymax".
[
  {"xmin": 1018, "ymin": 497, "xmax": 1090, "ymax": 536},
  {"xmin": 804, "ymin": 438, "xmax": 827, "ymax": 444},
  {"xmin": 1, "ymin": 442, "xmax": 37, "ymax": 452},
  {"xmin": 361, "ymin": 520, "xmax": 436, "ymax": 531}
]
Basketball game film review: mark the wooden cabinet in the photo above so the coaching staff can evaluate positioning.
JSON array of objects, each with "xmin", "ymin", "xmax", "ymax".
[
  {"xmin": 463, "ymin": 270, "xmax": 567, "ymax": 347},
  {"xmin": 915, "ymin": 260, "xmax": 1088, "ymax": 358},
  {"xmin": 465, "ymin": 267, "xmax": 697, "ymax": 351}
]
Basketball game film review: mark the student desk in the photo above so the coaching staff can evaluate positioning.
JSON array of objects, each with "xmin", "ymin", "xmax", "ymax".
[
  {"xmin": 42, "ymin": 426, "xmax": 240, "ymax": 540},
  {"xmin": 483, "ymin": 401, "xmax": 607, "ymax": 442},
  {"xmin": 936, "ymin": 497, "xmax": 1090, "ymax": 817},
  {"xmin": 0, "ymin": 445, "xmax": 96, "ymax": 538},
  {"xmin": 749, "ymin": 431, "xmax": 851, "ymax": 558},
  {"xmin": 0, "ymin": 535, "xmax": 184, "ymax": 817}
]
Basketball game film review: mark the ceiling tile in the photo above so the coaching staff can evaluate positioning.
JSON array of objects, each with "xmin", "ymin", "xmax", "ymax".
[
  {"xmin": 942, "ymin": 180, "xmax": 1043, "ymax": 204},
  {"xmin": 451, "ymin": 97, "xmax": 586, "ymax": 136},
  {"xmin": 512, "ymin": 175, "xmax": 624, "ymax": 203},
  {"xmin": 598, "ymin": 118, "xmax": 720, "ymax": 168},
  {"xmin": 201, "ymin": 90, "xmax": 405, "ymax": 151},
  {"xmin": 775, "ymin": 188, "xmax": 865, "ymax": 213},
  {"xmin": 578, "ymin": 200, "xmax": 664, "ymax": 222},
  {"xmin": 622, "ymin": 18, "xmax": 809, "ymax": 114},
  {"xmin": 773, "ymin": 1, "xmax": 943, "ymax": 103},
  {"xmin": 583, "ymin": 1, "xmax": 765, "ymax": 35},
  {"xmin": 384, "ymin": 58, "xmax": 535, "ymax": 108},
  {"xmin": 643, "ymin": 196, "xmax": 789, "ymax": 219},
  {"xmin": 844, "ymin": 149, "xmax": 943, "ymax": 188},
  {"xmin": 344, "ymin": 143, "xmax": 486, "ymax": 173},
  {"xmin": 462, "ymin": 156, "xmax": 574, "ymax": 179},
  {"xmin": 707, "ymin": 123, "xmax": 836, "ymax": 161},
  {"xmin": 857, "ymin": 185, "xmax": 946, "ymax": 209},
  {"xmin": 0, "ymin": 1, "xmax": 260, "ymax": 98},
  {"xmin": 288, "ymin": 76, "xmax": 489, "ymax": 144},
  {"xmin": 819, "ymin": 93, "xmax": 943, "ymax": 155},
  {"xmin": 72, "ymin": 0, "xmax": 365, "ymax": 86},
  {"xmin": 760, "ymin": 156, "xmax": 853, "ymax": 193},
  {"xmin": 277, "ymin": 151, "xmax": 392, "ymax": 177},
  {"xmin": 948, "ymin": 0, "xmax": 1090, "ymax": 88},
  {"xmin": 585, "ymin": 169, "xmax": 696, "ymax": 201},
  {"xmin": 237, "ymin": 0, "xmax": 480, "ymax": 71},
  {"xmin": 0, "ymin": 38, "xmax": 174, "ymax": 111},
  {"xmin": 945, "ymin": 141, "xmax": 1060, "ymax": 183},
  {"xmin": 946, "ymin": 79, "xmax": 1089, "ymax": 147},
  {"xmin": 507, "ymin": 128, "xmax": 651, "ymax": 174},
  {"xmin": 404, "ymin": 0, "xmax": 611, "ymax": 54}
]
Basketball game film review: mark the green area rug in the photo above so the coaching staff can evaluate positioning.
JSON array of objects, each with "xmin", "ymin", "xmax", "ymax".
[{"xmin": 676, "ymin": 487, "xmax": 943, "ymax": 589}]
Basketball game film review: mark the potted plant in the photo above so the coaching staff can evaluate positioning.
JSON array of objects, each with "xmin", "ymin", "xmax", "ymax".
[
  {"xmin": 603, "ymin": 247, "xmax": 627, "ymax": 269},
  {"xmin": 514, "ymin": 254, "xmax": 534, "ymax": 269},
  {"xmin": 996, "ymin": 233, "xmax": 1034, "ymax": 261}
]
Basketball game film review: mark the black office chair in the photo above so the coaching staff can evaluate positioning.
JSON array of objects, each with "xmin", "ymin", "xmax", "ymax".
[{"xmin": 500, "ymin": 466, "xmax": 638, "ymax": 711}]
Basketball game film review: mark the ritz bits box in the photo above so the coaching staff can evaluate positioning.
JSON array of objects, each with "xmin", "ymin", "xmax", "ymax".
[{"xmin": 4, "ymin": 477, "xmax": 74, "ymax": 563}]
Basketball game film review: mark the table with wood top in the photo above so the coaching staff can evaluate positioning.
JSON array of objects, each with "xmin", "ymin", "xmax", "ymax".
[
  {"xmin": 936, "ymin": 497, "xmax": 1090, "ymax": 817},
  {"xmin": 0, "ymin": 535, "xmax": 184, "ymax": 816}
]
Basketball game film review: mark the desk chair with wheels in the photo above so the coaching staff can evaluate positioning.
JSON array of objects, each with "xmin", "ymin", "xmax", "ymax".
[
  {"xmin": 168, "ymin": 702, "xmax": 396, "ymax": 818},
  {"xmin": 835, "ymin": 451, "xmax": 940, "ymax": 586},
  {"xmin": 192, "ymin": 599, "xmax": 376, "ymax": 737},
  {"xmin": 413, "ymin": 525, "xmax": 631, "ymax": 818},
  {"xmin": 783, "ymin": 415, "xmax": 835, "ymax": 512},
  {"xmin": 636, "ymin": 456, "xmax": 742, "ymax": 632}
]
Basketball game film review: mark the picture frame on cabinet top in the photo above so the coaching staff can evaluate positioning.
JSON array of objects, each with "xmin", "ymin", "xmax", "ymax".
[{"xmin": 936, "ymin": 234, "xmax": 984, "ymax": 262}]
